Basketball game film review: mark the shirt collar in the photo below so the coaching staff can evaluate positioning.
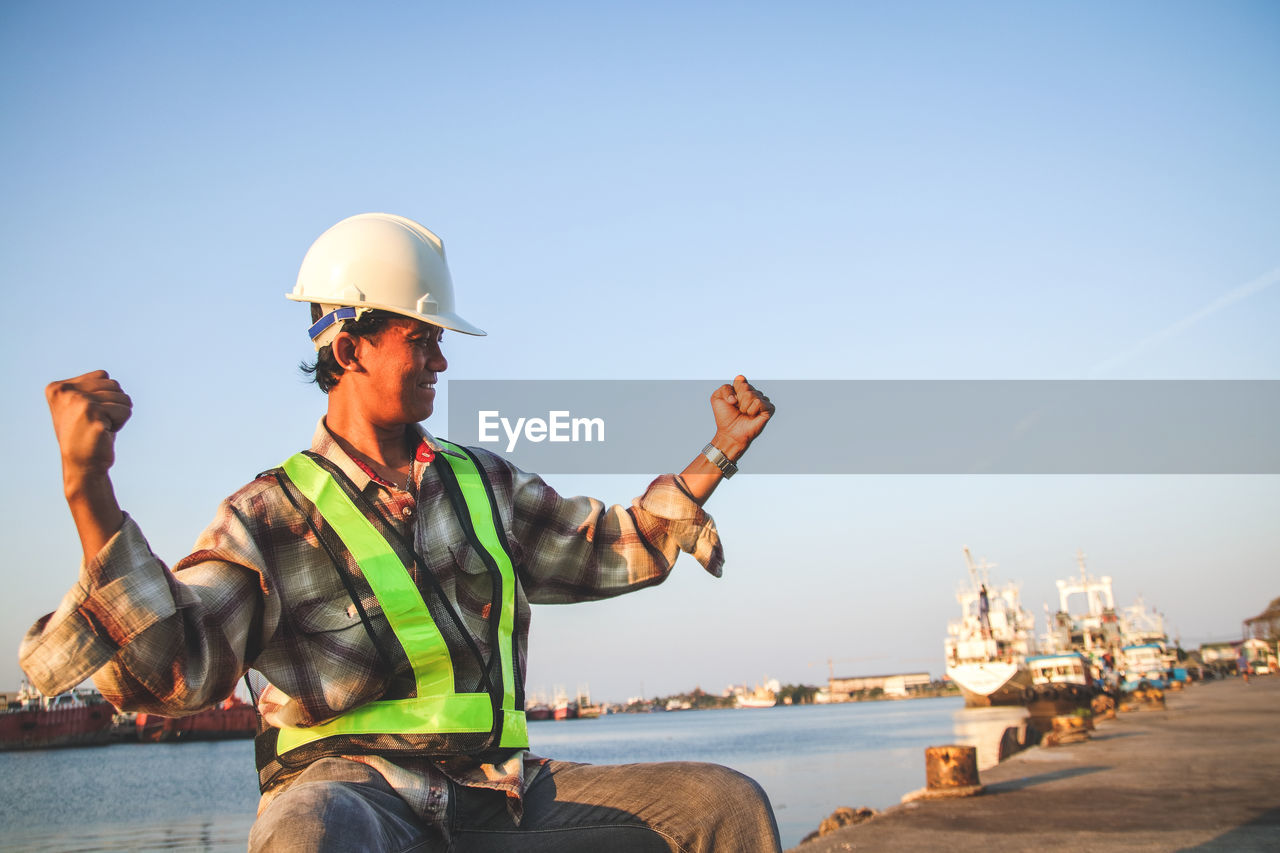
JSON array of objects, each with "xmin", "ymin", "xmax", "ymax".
[
  {"xmin": 415, "ymin": 424, "xmax": 460, "ymax": 458},
  {"xmin": 309, "ymin": 419, "xmax": 465, "ymax": 491},
  {"xmin": 310, "ymin": 418, "xmax": 374, "ymax": 489}
]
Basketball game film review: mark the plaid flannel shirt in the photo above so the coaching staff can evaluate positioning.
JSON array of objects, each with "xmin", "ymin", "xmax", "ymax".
[{"xmin": 20, "ymin": 419, "xmax": 724, "ymax": 824}]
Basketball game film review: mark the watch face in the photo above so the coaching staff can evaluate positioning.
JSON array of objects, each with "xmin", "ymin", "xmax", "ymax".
[{"xmin": 702, "ymin": 444, "xmax": 736, "ymax": 477}]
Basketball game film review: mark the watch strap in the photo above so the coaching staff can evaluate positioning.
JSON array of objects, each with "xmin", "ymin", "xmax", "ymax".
[{"xmin": 701, "ymin": 442, "xmax": 738, "ymax": 479}]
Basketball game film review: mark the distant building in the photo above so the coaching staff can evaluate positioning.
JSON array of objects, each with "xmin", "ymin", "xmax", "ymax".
[
  {"xmin": 1199, "ymin": 641, "xmax": 1239, "ymax": 666},
  {"xmin": 1243, "ymin": 597, "xmax": 1280, "ymax": 643},
  {"xmin": 829, "ymin": 672, "xmax": 932, "ymax": 700},
  {"xmin": 1200, "ymin": 639, "xmax": 1277, "ymax": 674},
  {"xmin": 1242, "ymin": 638, "xmax": 1277, "ymax": 672}
]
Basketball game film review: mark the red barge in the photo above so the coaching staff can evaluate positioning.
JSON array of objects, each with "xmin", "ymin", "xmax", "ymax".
[
  {"xmin": 1, "ymin": 684, "xmax": 114, "ymax": 750},
  {"xmin": 134, "ymin": 696, "xmax": 258, "ymax": 742}
]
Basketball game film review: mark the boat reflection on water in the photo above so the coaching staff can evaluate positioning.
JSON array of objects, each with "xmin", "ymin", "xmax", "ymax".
[{"xmin": 951, "ymin": 705, "xmax": 1030, "ymax": 770}]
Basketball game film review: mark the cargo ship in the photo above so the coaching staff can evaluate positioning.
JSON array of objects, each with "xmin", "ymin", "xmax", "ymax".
[{"xmin": 0, "ymin": 683, "xmax": 115, "ymax": 751}]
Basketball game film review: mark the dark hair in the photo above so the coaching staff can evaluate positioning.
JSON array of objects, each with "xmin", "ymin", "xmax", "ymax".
[{"xmin": 299, "ymin": 306, "xmax": 397, "ymax": 393}]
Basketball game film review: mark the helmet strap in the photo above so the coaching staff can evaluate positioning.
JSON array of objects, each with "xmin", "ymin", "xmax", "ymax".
[{"xmin": 309, "ymin": 306, "xmax": 363, "ymax": 351}]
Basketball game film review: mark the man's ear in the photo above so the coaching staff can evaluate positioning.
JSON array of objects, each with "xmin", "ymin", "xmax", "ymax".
[{"xmin": 331, "ymin": 332, "xmax": 362, "ymax": 374}]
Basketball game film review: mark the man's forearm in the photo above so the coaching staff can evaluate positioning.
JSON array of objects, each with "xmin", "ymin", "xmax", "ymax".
[
  {"xmin": 677, "ymin": 433, "xmax": 749, "ymax": 506},
  {"xmin": 63, "ymin": 470, "xmax": 125, "ymax": 563}
]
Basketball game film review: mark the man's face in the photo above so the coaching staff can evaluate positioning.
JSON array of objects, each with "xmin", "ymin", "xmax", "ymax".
[{"xmin": 353, "ymin": 317, "xmax": 447, "ymax": 425}]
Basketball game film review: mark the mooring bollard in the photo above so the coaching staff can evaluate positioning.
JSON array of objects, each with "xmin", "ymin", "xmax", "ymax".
[
  {"xmin": 902, "ymin": 744, "xmax": 984, "ymax": 802},
  {"xmin": 926, "ymin": 745, "xmax": 980, "ymax": 789},
  {"xmin": 1044, "ymin": 714, "xmax": 1091, "ymax": 746}
]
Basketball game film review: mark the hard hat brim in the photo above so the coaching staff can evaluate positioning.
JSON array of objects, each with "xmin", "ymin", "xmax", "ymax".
[{"xmin": 286, "ymin": 293, "xmax": 487, "ymax": 337}]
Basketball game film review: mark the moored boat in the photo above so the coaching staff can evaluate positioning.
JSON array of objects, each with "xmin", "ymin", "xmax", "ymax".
[
  {"xmin": 944, "ymin": 547, "xmax": 1035, "ymax": 707},
  {"xmin": 525, "ymin": 689, "xmax": 555, "ymax": 721},
  {"xmin": 1044, "ymin": 554, "xmax": 1176, "ymax": 692},
  {"xmin": 0, "ymin": 683, "xmax": 114, "ymax": 751},
  {"xmin": 1120, "ymin": 642, "xmax": 1169, "ymax": 691},
  {"xmin": 575, "ymin": 685, "xmax": 603, "ymax": 718},
  {"xmin": 1024, "ymin": 651, "xmax": 1099, "ymax": 708},
  {"xmin": 735, "ymin": 683, "xmax": 778, "ymax": 709},
  {"xmin": 947, "ymin": 660, "xmax": 1032, "ymax": 707},
  {"xmin": 525, "ymin": 702, "xmax": 554, "ymax": 721}
]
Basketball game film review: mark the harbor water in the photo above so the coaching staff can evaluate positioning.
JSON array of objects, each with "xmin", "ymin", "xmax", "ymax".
[{"xmin": 0, "ymin": 696, "xmax": 1015, "ymax": 851}]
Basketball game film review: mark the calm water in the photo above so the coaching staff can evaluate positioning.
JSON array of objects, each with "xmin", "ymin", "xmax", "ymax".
[{"xmin": 0, "ymin": 697, "xmax": 1013, "ymax": 851}]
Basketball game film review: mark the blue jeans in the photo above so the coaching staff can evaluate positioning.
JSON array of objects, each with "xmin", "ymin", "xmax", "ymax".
[{"xmin": 249, "ymin": 757, "xmax": 783, "ymax": 852}]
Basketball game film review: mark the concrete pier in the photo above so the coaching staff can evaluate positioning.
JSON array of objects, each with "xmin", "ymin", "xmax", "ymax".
[{"xmin": 795, "ymin": 677, "xmax": 1279, "ymax": 852}]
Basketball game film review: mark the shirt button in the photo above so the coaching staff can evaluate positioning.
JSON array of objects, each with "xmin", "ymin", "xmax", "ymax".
[{"xmin": 402, "ymin": 505, "xmax": 413, "ymax": 518}]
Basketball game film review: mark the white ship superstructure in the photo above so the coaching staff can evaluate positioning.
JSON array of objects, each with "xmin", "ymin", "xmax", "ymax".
[
  {"xmin": 1046, "ymin": 553, "xmax": 1170, "ymax": 648},
  {"xmin": 1041, "ymin": 554, "xmax": 1123, "ymax": 656}
]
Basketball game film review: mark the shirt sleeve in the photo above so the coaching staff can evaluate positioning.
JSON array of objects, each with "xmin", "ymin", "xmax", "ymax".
[
  {"xmin": 19, "ymin": 510, "xmax": 267, "ymax": 715},
  {"xmin": 505, "ymin": 465, "xmax": 725, "ymax": 605}
]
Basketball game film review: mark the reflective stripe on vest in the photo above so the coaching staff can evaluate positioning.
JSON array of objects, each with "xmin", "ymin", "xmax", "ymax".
[{"xmin": 274, "ymin": 447, "xmax": 528, "ymax": 754}]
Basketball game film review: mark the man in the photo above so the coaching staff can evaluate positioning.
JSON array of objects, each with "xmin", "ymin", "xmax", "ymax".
[{"xmin": 23, "ymin": 213, "xmax": 780, "ymax": 852}]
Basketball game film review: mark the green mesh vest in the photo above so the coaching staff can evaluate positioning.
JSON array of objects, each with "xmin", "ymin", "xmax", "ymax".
[{"xmin": 254, "ymin": 441, "xmax": 527, "ymax": 789}]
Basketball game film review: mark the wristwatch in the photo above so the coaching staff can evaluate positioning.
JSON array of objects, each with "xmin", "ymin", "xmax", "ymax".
[{"xmin": 701, "ymin": 442, "xmax": 738, "ymax": 479}]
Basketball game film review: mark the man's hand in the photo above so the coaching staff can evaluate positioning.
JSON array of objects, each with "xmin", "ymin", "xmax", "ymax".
[
  {"xmin": 45, "ymin": 370, "xmax": 131, "ymax": 559},
  {"xmin": 677, "ymin": 376, "xmax": 774, "ymax": 506},
  {"xmin": 46, "ymin": 370, "xmax": 133, "ymax": 480},
  {"xmin": 708, "ymin": 375, "xmax": 774, "ymax": 460}
]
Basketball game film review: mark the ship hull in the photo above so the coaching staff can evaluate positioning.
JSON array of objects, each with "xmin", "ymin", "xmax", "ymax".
[
  {"xmin": 0, "ymin": 704, "xmax": 114, "ymax": 750},
  {"xmin": 134, "ymin": 700, "xmax": 257, "ymax": 742},
  {"xmin": 947, "ymin": 661, "xmax": 1031, "ymax": 707}
]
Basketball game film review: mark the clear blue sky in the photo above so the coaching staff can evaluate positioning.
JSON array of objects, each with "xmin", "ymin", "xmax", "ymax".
[{"xmin": 2, "ymin": 1, "xmax": 1277, "ymax": 703}]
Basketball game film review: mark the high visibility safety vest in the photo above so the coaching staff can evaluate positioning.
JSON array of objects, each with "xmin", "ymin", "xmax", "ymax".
[{"xmin": 255, "ymin": 441, "xmax": 528, "ymax": 786}]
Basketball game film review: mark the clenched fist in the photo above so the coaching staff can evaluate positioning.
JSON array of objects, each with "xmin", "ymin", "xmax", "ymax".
[
  {"xmin": 709, "ymin": 375, "xmax": 774, "ymax": 460},
  {"xmin": 46, "ymin": 370, "xmax": 133, "ymax": 478}
]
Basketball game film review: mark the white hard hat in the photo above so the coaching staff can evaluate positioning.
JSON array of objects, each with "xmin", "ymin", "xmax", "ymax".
[{"xmin": 288, "ymin": 212, "xmax": 486, "ymax": 349}]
